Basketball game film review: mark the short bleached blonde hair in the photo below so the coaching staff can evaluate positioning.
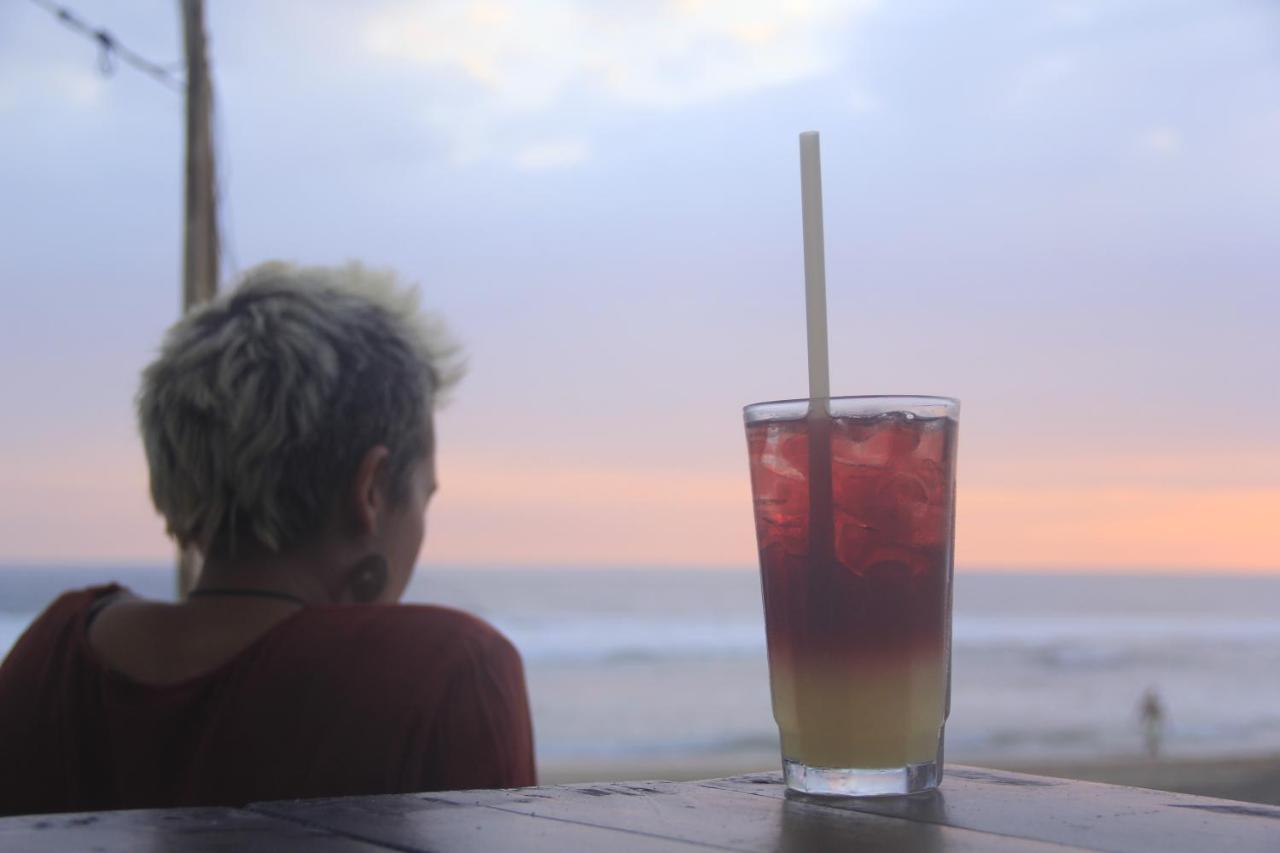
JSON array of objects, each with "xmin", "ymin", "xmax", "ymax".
[{"xmin": 138, "ymin": 261, "xmax": 462, "ymax": 558}]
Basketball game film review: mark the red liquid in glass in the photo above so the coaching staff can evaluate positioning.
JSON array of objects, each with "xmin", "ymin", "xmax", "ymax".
[{"xmin": 747, "ymin": 412, "xmax": 957, "ymax": 769}]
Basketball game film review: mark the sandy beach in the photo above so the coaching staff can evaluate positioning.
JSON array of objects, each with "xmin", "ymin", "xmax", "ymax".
[
  {"xmin": 540, "ymin": 752, "xmax": 1280, "ymax": 806},
  {"xmin": 996, "ymin": 754, "xmax": 1280, "ymax": 806}
]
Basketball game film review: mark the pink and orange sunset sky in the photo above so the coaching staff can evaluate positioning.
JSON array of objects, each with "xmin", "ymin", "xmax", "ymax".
[{"xmin": 2, "ymin": 1, "xmax": 1278, "ymax": 573}]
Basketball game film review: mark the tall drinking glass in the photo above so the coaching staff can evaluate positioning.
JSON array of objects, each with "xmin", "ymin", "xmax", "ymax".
[{"xmin": 745, "ymin": 396, "xmax": 959, "ymax": 796}]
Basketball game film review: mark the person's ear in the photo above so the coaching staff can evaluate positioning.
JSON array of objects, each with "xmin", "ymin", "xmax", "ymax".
[{"xmin": 351, "ymin": 445, "xmax": 391, "ymax": 537}]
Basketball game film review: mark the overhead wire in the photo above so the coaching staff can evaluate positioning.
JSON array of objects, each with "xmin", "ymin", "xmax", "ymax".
[
  {"xmin": 26, "ymin": 0, "xmax": 239, "ymax": 282},
  {"xmin": 25, "ymin": 0, "xmax": 186, "ymax": 93}
]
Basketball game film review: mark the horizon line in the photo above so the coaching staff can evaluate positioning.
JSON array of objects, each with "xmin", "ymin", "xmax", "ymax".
[{"xmin": 0, "ymin": 560, "xmax": 1276, "ymax": 578}]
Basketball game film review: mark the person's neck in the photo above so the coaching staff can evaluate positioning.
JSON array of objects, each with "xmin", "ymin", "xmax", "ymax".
[{"xmin": 194, "ymin": 548, "xmax": 338, "ymax": 605}]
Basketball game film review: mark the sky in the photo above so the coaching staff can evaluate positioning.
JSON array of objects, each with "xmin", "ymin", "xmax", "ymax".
[{"xmin": 1, "ymin": 0, "xmax": 1278, "ymax": 572}]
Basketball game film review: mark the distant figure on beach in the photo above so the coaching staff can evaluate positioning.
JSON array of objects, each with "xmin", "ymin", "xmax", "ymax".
[
  {"xmin": 1139, "ymin": 687, "xmax": 1165, "ymax": 758},
  {"xmin": 0, "ymin": 262, "xmax": 535, "ymax": 816}
]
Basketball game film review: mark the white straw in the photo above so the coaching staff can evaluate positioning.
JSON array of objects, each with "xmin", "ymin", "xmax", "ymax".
[{"xmin": 799, "ymin": 131, "xmax": 830, "ymax": 403}]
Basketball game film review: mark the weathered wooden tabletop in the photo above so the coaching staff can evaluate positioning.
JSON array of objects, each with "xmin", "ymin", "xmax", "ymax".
[{"xmin": 3, "ymin": 766, "xmax": 1278, "ymax": 852}]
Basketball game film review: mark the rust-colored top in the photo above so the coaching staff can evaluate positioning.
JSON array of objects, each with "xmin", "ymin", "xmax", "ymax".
[{"xmin": 0, "ymin": 586, "xmax": 535, "ymax": 816}]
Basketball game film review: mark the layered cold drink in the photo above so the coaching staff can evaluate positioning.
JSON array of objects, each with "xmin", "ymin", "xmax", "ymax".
[{"xmin": 745, "ymin": 396, "xmax": 958, "ymax": 796}]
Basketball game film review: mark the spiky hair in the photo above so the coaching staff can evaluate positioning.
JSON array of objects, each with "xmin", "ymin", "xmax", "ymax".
[{"xmin": 138, "ymin": 261, "xmax": 462, "ymax": 557}]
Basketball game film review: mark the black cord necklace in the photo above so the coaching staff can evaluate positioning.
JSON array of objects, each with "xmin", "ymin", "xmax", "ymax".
[{"xmin": 188, "ymin": 588, "xmax": 307, "ymax": 607}]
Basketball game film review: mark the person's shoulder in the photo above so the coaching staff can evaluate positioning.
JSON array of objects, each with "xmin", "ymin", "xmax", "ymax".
[
  {"xmin": 293, "ymin": 603, "xmax": 518, "ymax": 662},
  {"xmin": 0, "ymin": 584, "xmax": 120, "ymax": 674},
  {"xmin": 25, "ymin": 584, "xmax": 121, "ymax": 634},
  {"xmin": 377, "ymin": 603, "xmax": 510, "ymax": 645}
]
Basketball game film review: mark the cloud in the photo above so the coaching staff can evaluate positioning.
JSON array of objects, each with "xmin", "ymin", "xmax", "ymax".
[
  {"xmin": 847, "ymin": 87, "xmax": 879, "ymax": 116},
  {"xmin": 1009, "ymin": 52, "xmax": 1078, "ymax": 106},
  {"xmin": 1137, "ymin": 126, "xmax": 1181, "ymax": 156},
  {"xmin": 0, "ymin": 64, "xmax": 107, "ymax": 115},
  {"xmin": 513, "ymin": 138, "xmax": 591, "ymax": 171},
  {"xmin": 358, "ymin": 0, "xmax": 879, "ymax": 164},
  {"xmin": 1048, "ymin": 1, "xmax": 1098, "ymax": 29}
]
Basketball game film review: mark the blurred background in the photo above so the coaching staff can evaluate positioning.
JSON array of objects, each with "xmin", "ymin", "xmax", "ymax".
[{"xmin": 2, "ymin": 0, "xmax": 1278, "ymax": 803}]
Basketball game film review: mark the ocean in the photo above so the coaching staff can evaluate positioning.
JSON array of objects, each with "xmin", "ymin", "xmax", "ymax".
[{"xmin": 2, "ymin": 566, "xmax": 1278, "ymax": 768}]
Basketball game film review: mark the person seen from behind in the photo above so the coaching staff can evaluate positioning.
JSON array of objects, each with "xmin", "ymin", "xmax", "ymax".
[{"xmin": 0, "ymin": 262, "xmax": 535, "ymax": 816}]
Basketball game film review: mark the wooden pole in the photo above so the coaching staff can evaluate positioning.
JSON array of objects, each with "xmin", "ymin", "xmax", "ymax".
[{"xmin": 177, "ymin": 0, "xmax": 218, "ymax": 598}]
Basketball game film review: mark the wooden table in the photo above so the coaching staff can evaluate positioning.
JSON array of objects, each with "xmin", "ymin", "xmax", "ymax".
[{"xmin": 3, "ymin": 767, "xmax": 1278, "ymax": 851}]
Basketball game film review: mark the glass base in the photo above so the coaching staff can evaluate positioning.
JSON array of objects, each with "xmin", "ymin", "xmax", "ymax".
[{"xmin": 783, "ymin": 758, "xmax": 941, "ymax": 797}]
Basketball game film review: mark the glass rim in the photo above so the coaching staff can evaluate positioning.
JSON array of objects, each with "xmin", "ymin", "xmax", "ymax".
[{"xmin": 743, "ymin": 395, "xmax": 959, "ymax": 423}]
